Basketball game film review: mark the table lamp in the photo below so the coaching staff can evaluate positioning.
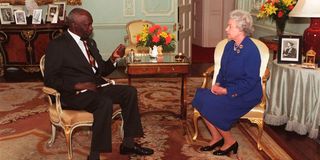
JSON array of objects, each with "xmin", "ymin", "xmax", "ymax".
[{"xmin": 289, "ymin": 0, "xmax": 320, "ymax": 66}]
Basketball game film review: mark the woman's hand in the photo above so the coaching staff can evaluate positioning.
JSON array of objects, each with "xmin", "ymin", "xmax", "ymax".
[{"xmin": 211, "ymin": 84, "xmax": 227, "ymax": 95}]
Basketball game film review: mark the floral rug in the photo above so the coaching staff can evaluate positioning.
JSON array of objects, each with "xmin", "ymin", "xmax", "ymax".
[
  {"xmin": 0, "ymin": 82, "xmax": 46, "ymax": 124},
  {"xmin": 0, "ymin": 78, "xmax": 291, "ymax": 159}
]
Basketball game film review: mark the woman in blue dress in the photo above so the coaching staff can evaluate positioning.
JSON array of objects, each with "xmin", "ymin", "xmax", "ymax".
[{"xmin": 192, "ymin": 10, "xmax": 262, "ymax": 156}]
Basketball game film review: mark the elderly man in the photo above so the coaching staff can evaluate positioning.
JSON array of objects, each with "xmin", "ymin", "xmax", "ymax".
[{"xmin": 44, "ymin": 8, "xmax": 153, "ymax": 160}]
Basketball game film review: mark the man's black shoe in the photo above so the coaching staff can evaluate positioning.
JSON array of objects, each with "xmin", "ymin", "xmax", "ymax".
[{"xmin": 119, "ymin": 143, "xmax": 154, "ymax": 155}]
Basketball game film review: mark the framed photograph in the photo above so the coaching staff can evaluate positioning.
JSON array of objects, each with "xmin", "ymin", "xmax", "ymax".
[
  {"xmin": 14, "ymin": 10, "xmax": 26, "ymax": 25},
  {"xmin": 32, "ymin": 9, "xmax": 42, "ymax": 24},
  {"xmin": 278, "ymin": 35, "xmax": 302, "ymax": 64},
  {"xmin": 54, "ymin": 1, "xmax": 66, "ymax": 21},
  {"xmin": 0, "ymin": 6, "xmax": 14, "ymax": 24},
  {"xmin": 46, "ymin": 4, "xmax": 59, "ymax": 23}
]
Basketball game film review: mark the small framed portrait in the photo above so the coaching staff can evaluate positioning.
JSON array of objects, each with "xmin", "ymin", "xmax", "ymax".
[
  {"xmin": 32, "ymin": 9, "xmax": 42, "ymax": 24},
  {"xmin": 278, "ymin": 35, "xmax": 302, "ymax": 64},
  {"xmin": 14, "ymin": 10, "xmax": 26, "ymax": 25},
  {"xmin": 46, "ymin": 4, "xmax": 59, "ymax": 23},
  {"xmin": 54, "ymin": 1, "xmax": 66, "ymax": 21},
  {"xmin": 0, "ymin": 6, "xmax": 14, "ymax": 24}
]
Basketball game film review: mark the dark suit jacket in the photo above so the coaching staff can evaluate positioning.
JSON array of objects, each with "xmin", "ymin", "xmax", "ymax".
[{"xmin": 44, "ymin": 31, "xmax": 116, "ymax": 101}]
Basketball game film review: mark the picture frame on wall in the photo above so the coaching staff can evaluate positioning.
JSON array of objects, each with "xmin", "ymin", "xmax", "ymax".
[
  {"xmin": 0, "ymin": 6, "xmax": 14, "ymax": 24},
  {"xmin": 54, "ymin": 1, "xmax": 66, "ymax": 21},
  {"xmin": 278, "ymin": 35, "xmax": 302, "ymax": 64},
  {"xmin": 32, "ymin": 9, "xmax": 42, "ymax": 24},
  {"xmin": 46, "ymin": 4, "xmax": 59, "ymax": 23},
  {"xmin": 14, "ymin": 10, "xmax": 27, "ymax": 25}
]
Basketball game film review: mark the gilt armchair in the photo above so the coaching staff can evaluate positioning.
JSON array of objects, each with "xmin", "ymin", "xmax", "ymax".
[
  {"xmin": 40, "ymin": 55, "xmax": 123, "ymax": 159},
  {"xmin": 192, "ymin": 38, "xmax": 270, "ymax": 150},
  {"xmin": 124, "ymin": 19, "xmax": 154, "ymax": 55}
]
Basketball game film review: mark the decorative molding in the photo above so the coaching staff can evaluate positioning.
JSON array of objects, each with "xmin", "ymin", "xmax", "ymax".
[
  {"xmin": 123, "ymin": 0, "xmax": 135, "ymax": 17},
  {"xmin": 0, "ymin": 0, "xmax": 82, "ymax": 5},
  {"xmin": 141, "ymin": 0, "xmax": 174, "ymax": 16},
  {"xmin": 93, "ymin": 22, "xmax": 175, "ymax": 29}
]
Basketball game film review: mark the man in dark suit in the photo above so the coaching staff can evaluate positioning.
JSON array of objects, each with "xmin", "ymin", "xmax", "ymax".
[
  {"xmin": 283, "ymin": 41, "xmax": 297, "ymax": 58},
  {"xmin": 44, "ymin": 8, "xmax": 153, "ymax": 160}
]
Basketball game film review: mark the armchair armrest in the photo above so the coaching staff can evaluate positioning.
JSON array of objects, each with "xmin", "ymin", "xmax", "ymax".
[
  {"xmin": 260, "ymin": 68, "xmax": 270, "ymax": 109},
  {"xmin": 201, "ymin": 65, "xmax": 215, "ymax": 88},
  {"xmin": 42, "ymin": 86, "xmax": 59, "ymax": 96},
  {"xmin": 42, "ymin": 86, "xmax": 63, "ymax": 115}
]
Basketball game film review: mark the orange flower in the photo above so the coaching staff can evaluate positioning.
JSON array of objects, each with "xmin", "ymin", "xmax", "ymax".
[
  {"xmin": 152, "ymin": 35, "xmax": 160, "ymax": 43},
  {"xmin": 277, "ymin": 10, "xmax": 284, "ymax": 18},
  {"xmin": 165, "ymin": 35, "xmax": 172, "ymax": 45},
  {"xmin": 136, "ymin": 24, "xmax": 176, "ymax": 52}
]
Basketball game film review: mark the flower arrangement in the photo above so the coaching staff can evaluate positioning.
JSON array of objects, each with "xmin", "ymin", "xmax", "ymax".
[
  {"xmin": 257, "ymin": 0, "xmax": 296, "ymax": 37},
  {"xmin": 136, "ymin": 24, "xmax": 176, "ymax": 52},
  {"xmin": 257, "ymin": 0, "xmax": 296, "ymax": 20}
]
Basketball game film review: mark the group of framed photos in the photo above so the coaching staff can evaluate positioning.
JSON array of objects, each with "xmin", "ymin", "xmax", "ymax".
[
  {"xmin": 0, "ymin": 1, "xmax": 66, "ymax": 25},
  {"xmin": 278, "ymin": 35, "xmax": 302, "ymax": 64}
]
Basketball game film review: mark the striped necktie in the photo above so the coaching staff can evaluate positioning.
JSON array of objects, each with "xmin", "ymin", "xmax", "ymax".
[{"xmin": 82, "ymin": 40, "xmax": 95, "ymax": 67}]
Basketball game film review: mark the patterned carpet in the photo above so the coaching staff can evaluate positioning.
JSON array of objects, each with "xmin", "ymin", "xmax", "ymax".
[{"xmin": 0, "ymin": 78, "xmax": 292, "ymax": 159}]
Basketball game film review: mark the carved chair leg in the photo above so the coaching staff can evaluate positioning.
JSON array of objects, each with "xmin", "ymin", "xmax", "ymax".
[
  {"xmin": 112, "ymin": 110, "xmax": 123, "ymax": 139},
  {"xmin": 64, "ymin": 126, "xmax": 73, "ymax": 160},
  {"xmin": 47, "ymin": 124, "xmax": 57, "ymax": 146},
  {"xmin": 256, "ymin": 120, "xmax": 264, "ymax": 150},
  {"xmin": 192, "ymin": 109, "xmax": 201, "ymax": 141}
]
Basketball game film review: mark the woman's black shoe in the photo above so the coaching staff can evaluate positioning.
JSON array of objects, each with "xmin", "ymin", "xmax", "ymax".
[
  {"xmin": 213, "ymin": 141, "xmax": 238, "ymax": 156},
  {"xmin": 200, "ymin": 138, "xmax": 224, "ymax": 151}
]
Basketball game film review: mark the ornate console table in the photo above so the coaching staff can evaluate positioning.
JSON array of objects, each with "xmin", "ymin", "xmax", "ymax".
[{"xmin": 0, "ymin": 23, "xmax": 66, "ymax": 76}]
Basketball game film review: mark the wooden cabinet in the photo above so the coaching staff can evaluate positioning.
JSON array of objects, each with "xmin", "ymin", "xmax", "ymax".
[{"xmin": 0, "ymin": 23, "xmax": 66, "ymax": 76}]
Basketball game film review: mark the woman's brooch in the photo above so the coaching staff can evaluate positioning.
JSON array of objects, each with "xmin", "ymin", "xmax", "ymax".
[{"xmin": 233, "ymin": 43, "xmax": 243, "ymax": 54}]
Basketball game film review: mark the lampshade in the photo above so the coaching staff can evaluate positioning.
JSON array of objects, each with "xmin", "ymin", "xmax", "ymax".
[
  {"xmin": 289, "ymin": 0, "xmax": 320, "ymax": 17},
  {"xmin": 289, "ymin": 0, "xmax": 320, "ymax": 66}
]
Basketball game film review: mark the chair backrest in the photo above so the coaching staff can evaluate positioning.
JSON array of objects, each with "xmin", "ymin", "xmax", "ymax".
[
  {"xmin": 211, "ymin": 38, "xmax": 269, "ymax": 85},
  {"xmin": 126, "ymin": 20, "xmax": 154, "ymax": 45}
]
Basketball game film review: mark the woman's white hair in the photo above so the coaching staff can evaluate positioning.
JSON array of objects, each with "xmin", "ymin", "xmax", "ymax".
[{"xmin": 229, "ymin": 10, "xmax": 254, "ymax": 36}]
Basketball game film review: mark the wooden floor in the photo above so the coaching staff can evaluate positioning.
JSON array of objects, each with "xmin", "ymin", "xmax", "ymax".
[{"xmin": 1, "ymin": 63, "xmax": 319, "ymax": 160}]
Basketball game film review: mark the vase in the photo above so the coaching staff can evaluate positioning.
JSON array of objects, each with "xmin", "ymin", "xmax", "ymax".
[
  {"xmin": 149, "ymin": 45, "xmax": 158, "ymax": 58},
  {"xmin": 275, "ymin": 17, "xmax": 288, "ymax": 39}
]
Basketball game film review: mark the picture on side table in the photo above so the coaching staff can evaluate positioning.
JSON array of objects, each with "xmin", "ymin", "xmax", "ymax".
[
  {"xmin": 278, "ymin": 35, "xmax": 302, "ymax": 64},
  {"xmin": 32, "ymin": 9, "xmax": 42, "ymax": 24},
  {"xmin": 14, "ymin": 10, "xmax": 27, "ymax": 25},
  {"xmin": 54, "ymin": 1, "xmax": 66, "ymax": 21},
  {"xmin": 46, "ymin": 4, "xmax": 59, "ymax": 23},
  {"xmin": 0, "ymin": 6, "xmax": 14, "ymax": 24}
]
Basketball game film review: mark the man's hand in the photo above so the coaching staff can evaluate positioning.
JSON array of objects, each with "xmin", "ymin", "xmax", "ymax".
[
  {"xmin": 110, "ymin": 44, "xmax": 126, "ymax": 62},
  {"xmin": 74, "ymin": 82, "xmax": 97, "ymax": 92}
]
